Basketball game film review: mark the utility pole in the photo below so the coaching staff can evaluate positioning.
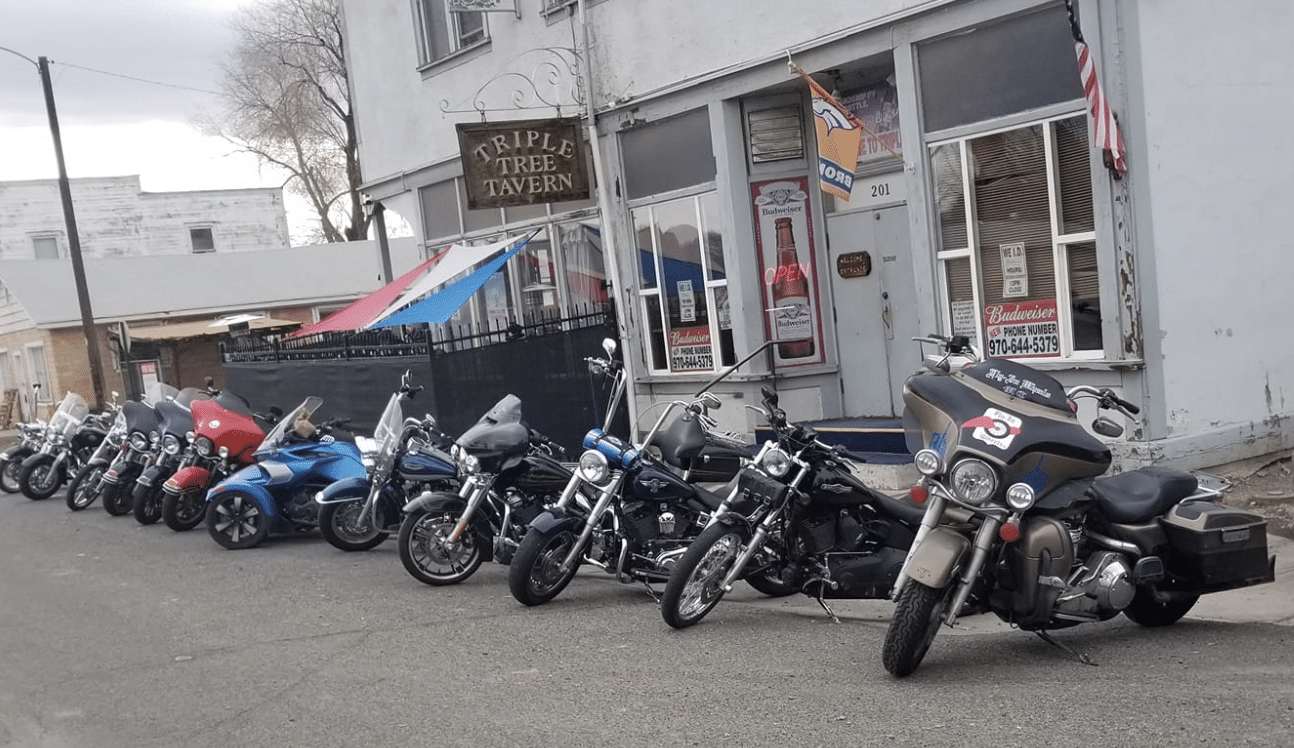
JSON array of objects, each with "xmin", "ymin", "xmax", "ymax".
[{"xmin": 34, "ymin": 55, "xmax": 106, "ymax": 407}]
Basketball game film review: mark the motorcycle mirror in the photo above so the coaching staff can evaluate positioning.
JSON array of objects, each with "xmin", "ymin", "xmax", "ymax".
[
  {"xmin": 401, "ymin": 369, "xmax": 412, "ymax": 389},
  {"xmin": 760, "ymin": 385, "xmax": 779, "ymax": 407},
  {"xmin": 1092, "ymin": 416, "xmax": 1124, "ymax": 438},
  {"xmin": 601, "ymin": 338, "xmax": 617, "ymax": 357},
  {"xmin": 699, "ymin": 392, "xmax": 721, "ymax": 411}
]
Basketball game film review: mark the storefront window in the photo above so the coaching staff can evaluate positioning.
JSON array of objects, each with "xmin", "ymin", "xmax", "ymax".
[{"xmin": 930, "ymin": 115, "xmax": 1102, "ymax": 358}]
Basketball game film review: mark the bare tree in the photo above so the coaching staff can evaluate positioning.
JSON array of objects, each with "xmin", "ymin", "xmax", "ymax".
[{"xmin": 198, "ymin": 0, "xmax": 366, "ymax": 243}]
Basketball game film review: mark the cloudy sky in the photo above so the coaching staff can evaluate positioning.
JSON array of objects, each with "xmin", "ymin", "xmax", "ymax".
[{"xmin": 0, "ymin": 0, "xmax": 306, "ymax": 234}]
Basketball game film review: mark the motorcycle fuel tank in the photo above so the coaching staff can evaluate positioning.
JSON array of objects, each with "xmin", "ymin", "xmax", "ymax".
[
  {"xmin": 629, "ymin": 462, "xmax": 693, "ymax": 503},
  {"xmin": 398, "ymin": 446, "xmax": 456, "ymax": 482},
  {"xmin": 504, "ymin": 451, "xmax": 572, "ymax": 495}
]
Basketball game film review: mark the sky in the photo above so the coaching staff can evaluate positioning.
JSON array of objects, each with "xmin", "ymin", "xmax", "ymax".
[{"xmin": 0, "ymin": 0, "xmax": 315, "ymax": 241}]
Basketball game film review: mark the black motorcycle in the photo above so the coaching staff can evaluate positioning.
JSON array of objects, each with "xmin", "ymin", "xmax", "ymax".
[
  {"xmin": 397, "ymin": 393, "xmax": 570, "ymax": 585},
  {"xmin": 101, "ymin": 385, "xmax": 179, "ymax": 516},
  {"xmin": 660, "ymin": 385, "xmax": 925, "ymax": 628},
  {"xmin": 66, "ymin": 400, "xmax": 129, "ymax": 511},
  {"xmin": 881, "ymin": 335, "xmax": 1277, "ymax": 677},
  {"xmin": 1, "ymin": 407, "xmax": 47, "ymax": 494},
  {"xmin": 18, "ymin": 391, "xmax": 109, "ymax": 501},
  {"xmin": 507, "ymin": 338, "xmax": 764, "ymax": 607},
  {"xmin": 131, "ymin": 387, "xmax": 211, "ymax": 525}
]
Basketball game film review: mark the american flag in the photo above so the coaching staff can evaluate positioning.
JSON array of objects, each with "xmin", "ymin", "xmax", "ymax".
[{"xmin": 1068, "ymin": 2, "xmax": 1126, "ymax": 178}]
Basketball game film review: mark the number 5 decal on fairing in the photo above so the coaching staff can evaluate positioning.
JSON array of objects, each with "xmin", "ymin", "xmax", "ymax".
[{"xmin": 962, "ymin": 408, "xmax": 1022, "ymax": 450}]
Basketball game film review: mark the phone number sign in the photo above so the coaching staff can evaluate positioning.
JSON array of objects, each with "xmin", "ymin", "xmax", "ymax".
[{"xmin": 984, "ymin": 299, "xmax": 1060, "ymax": 358}]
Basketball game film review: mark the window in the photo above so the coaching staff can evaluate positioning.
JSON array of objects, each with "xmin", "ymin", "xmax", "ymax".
[
  {"xmin": 190, "ymin": 227, "xmax": 216, "ymax": 253},
  {"xmin": 930, "ymin": 114, "xmax": 1102, "ymax": 359},
  {"xmin": 413, "ymin": 0, "xmax": 487, "ymax": 65},
  {"xmin": 26, "ymin": 345, "xmax": 51, "ymax": 401},
  {"xmin": 31, "ymin": 234, "xmax": 61, "ymax": 259}
]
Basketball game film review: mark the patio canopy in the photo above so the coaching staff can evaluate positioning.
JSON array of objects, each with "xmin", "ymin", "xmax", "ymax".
[
  {"xmin": 368, "ymin": 233, "xmax": 535, "ymax": 329},
  {"xmin": 129, "ymin": 316, "xmax": 302, "ymax": 341},
  {"xmin": 285, "ymin": 249, "xmax": 445, "ymax": 338}
]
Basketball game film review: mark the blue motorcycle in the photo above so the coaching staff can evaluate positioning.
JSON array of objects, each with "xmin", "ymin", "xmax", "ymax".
[{"xmin": 205, "ymin": 397, "xmax": 364, "ymax": 550}]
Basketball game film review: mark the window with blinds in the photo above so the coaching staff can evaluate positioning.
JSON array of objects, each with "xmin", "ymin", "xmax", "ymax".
[{"xmin": 930, "ymin": 114, "xmax": 1103, "ymax": 358}]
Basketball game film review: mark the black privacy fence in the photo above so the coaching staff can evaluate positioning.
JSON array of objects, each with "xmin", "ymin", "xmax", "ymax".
[{"xmin": 220, "ymin": 304, "xmax": 627, "ymax": 453}]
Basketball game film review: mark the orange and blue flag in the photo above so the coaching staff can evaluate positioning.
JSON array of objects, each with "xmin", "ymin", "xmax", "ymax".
[{"xmin": 792, "ymin": 62, "xmax": 863, "ymax": 201}]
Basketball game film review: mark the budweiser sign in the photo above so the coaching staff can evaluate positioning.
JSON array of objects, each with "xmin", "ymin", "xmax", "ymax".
[
  {"xmin": 984, "ymin": 301, "xmax": 1058, "ymax": 325},
  {"xmin": 669, "ymin": 328, "xmax": 710, "ymax": 347}
]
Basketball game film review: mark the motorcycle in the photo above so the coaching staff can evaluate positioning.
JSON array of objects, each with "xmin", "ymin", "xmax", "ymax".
[
  {"xmin": 131, "ymin": 387, "xmax": 212, "ymax": 525},
  {"xmin": 66, "ymin": 393, "xmax": 128, "ymax": 511},
  {"xmin": 881, "ymin": 335, "xmax": 1277, "ymax": 677},
  {"xmin": 396, "ymin": 393, "xmax": 570, "ymax": 585},
  {"xmin": 506, "ymin": 338, "xmax": 760, "ymax": 607},
  {"xmin": 316, "ymin": 372, "xmax": 457, "ymax": 552},
  {"xmin": 659, "ymin": 384, "xmax": 926, "ymax": 628},
  {"xmin": 159, "ymin": 389, "xmax": 270, "ymax": 531},
  {"xmin": 100, "ymin": 384, "xmax": 179, "ymax": 516},
  {"xmin": 18, "ymin": 391, "xmax": 108, "ymax": 501},
  {"xmin": 205, "ymin": 396, "xmax": 362, "ymax": 550},
  {"xmin": 1, "ymin": 385, "xmax": 47, "ymax": 493}
]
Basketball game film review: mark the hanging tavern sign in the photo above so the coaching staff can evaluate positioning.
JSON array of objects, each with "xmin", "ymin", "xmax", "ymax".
[{"xmin": 456, "ymin": 117, "xmax": 591, "ymax": 209}]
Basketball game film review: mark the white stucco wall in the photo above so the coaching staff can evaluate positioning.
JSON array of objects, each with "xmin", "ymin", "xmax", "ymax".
[{"xmin": 1132, "ymin": 0, "xmax": 1293, "ymax": 450}]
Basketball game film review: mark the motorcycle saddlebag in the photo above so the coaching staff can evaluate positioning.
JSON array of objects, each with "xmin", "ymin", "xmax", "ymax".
[{"xmin": 1160, "ymin": 501, "xmax": 1275, "ymax": 593}]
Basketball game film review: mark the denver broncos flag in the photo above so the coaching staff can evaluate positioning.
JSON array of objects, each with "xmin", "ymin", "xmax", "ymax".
[{"xmin": 791, "ymin": 61, "xmax": 863, "ymax": 201}]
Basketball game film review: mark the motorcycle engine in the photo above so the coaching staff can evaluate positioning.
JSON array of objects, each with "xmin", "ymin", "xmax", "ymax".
[
  {"xmin": 1053, "ymin": 550, "xmax": 1135, "ymax": 621},
  {"xmin": 284, "ymin": 488, "xmax": 319, "ymax": 524},
  {"xmin": 621, "ymin": 500, "xmax": 690, "ymax": 543}
]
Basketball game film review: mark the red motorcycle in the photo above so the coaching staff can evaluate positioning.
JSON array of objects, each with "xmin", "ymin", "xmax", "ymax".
[{"xmin": 160, "ymin": 391, "xmax": 269, "ymax": 532}]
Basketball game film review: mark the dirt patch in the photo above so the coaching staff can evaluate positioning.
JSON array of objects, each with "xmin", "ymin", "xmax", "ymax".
[{"xmin": 1217, "ymin": 455, "xmax": 1294, "ymax": 540}]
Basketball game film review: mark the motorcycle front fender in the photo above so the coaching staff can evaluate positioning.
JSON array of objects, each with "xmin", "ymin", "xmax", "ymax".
[
  {"xmin": 1, "ymin": 446, "xmax": 32, "ymax": 462},
  {"xmin": 206, "ymin": 480, "xmax": 278, "ymax": 518},
  {"xmin": 905, "ymin": 526, "xmax": 971, "ymax": 589},
  {"xmin": 165, "ymin": 466, "xmax": 212, "ymax": 493},
  {"xmin": 315, "ymin": 476, "xmax": 372, "ymax": 505},
  {"xmin": 134, "ymin": 464, "xmax": 165, "ymax": 489},
  {"xmin": 527, "ymin": 506, "xmax": 584, "ymax": 535},
  {"xmin": 402, "ymin": 490, "xmax": 465, "ymax": 515}
]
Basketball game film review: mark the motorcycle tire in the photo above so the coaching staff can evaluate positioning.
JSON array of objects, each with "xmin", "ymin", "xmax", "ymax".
[
  {"xmin": 882, "ymin": 582, "xmax": 954, "ymax": 678},
  {"xmin": 19, "ymin": 454, "xmax": 61, "ymax": 501},
  {"xmin": 1122, "ymin": 586, "xmax": 1199, "ymax": 627},
  {"xmin": 397, "ymin": 509, "xmax": 485, "ymax": 585},
  {"xmin": 161, "ymin": 487, "xmax": 208, "ymax": 532},
  {"xmin": 66, "ymin": 463, "xmax": 107, "ymax": 511},
  {"xmin": 207, "ymin": 490, "xmax": 270, "ymax": 550},
  {"xmin": 1, "ymin": 454, "xmax": 27, "ymax": 493},
  {"xmin": 319, "ymin": 501, "xmax": 391, "ymax": 552},
  {"xmin": 508, "ymin": 525, "xmax": 582, "ymax": 606},
  {"xmin": 661, "ymin": 522, "xmax": 749, "ymax": 629},
  {"xmin": 101, "ymin": 480, "xmax": 133, "ymax": 516},
  {"xmin": 132, "ymin": 482, "xmax": 164, "ymax": 525}
]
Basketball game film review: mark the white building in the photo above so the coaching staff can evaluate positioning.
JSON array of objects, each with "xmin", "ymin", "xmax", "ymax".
[
  {"xmin": 0, "ymin": 175, "xmax": 291, "ymax": 260},
  {"xmin": 338, "ymin": 0, "xmax": 1293, "ymax": 469}
]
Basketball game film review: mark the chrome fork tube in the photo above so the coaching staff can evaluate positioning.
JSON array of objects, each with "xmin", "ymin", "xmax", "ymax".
[
  {"xmin": 719, "ymin": 507, "xmax": 783, "ymax": 592},
  {"xmin": 561, "ymin": 477, "xmax": 621, "ymax": 570},
  {"xmin": 448, "ymin": 482, "xmax": 489, "ymax": 542},
  {"xmin": 943, "ymin": 516, "xmax": 1002, "ymax": 626}
]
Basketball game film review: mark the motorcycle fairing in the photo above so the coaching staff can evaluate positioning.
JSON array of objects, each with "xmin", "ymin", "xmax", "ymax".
[
  {"xmin": 455, "ymin": 394, "xmax": 532, "ymax": 473},
  {"xmin": 500, "ymin": 451, "xmax": 573, "ymax": 496}
]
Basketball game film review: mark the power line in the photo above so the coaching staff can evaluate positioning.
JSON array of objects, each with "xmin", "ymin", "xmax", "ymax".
[{"xmin": 50, "ymin": 59, "xmax": 224, "ymax": 97}]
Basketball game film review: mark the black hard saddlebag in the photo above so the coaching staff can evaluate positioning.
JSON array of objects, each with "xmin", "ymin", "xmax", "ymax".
[{"xmin": 1160, "ymin": 501, "xmax": 1275, "ymax": 593}]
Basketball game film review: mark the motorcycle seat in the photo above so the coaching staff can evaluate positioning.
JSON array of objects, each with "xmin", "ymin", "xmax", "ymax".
[
  {"xmin": 1089, "ymin": 466, "xmax": 1199, "ymax": 524},
  {"xmin": 691, "ymin": 482, "xmax": 726, "ymax": 512}
]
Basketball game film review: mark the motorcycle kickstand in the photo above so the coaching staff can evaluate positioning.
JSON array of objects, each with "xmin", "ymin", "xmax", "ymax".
[
  {"xmin": 1034, "ymin": 629, "xmax": 1097, "ymax": 666},
  {"xmin": 642, "ymin": 581, "xmax": 661, "ymax": 603},
  {"xmin": 814, "ymin": 587, "xmax": 840, "ymax": 624}
]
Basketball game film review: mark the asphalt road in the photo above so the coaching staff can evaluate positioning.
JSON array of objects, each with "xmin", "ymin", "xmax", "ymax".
[{"xmin": 2, "ymin": 489, "xmax": 1292, "ymax": 748}]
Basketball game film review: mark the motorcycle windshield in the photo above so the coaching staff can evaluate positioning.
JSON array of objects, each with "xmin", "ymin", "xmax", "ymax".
[
  {"xmin": 142, "ymin": 382, "xmax": 180, "ymax": 405},
  {"xmin": 123, "ymin": 400, "xmax": 162, "ymax": 435},
  {"xmin": 155, "ymin": 399, "xmax": 197, "ymax": 437},
  {"xmin": 256, "ymin": 396, "xmax": 323, "ymax": 453},
  {"xmin": 50, "ymin": 392, "xmax": 89, "ymax": 437},
  {"xmin": 373, "ymin": 393, "xmax": 404, "ymax": 459},
  {"xmin": 211, "ymin": 389, "xmax": 255, "ymax": 418},
  {"xmin": 173, "ymin": 387, "xmax": 213, "ymax": 409},
  {"xmin": 455, "ymin": 394, "xmax": 529, "ymax": 455}
]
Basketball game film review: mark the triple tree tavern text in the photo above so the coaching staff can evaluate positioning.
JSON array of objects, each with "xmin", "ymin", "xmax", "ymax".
[{"xmin": 470, "ymin": 130, "xmax": 579, "ymax": 198}]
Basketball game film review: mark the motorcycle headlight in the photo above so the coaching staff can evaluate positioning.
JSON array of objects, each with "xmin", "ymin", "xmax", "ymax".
[
  {"xmin": 457, "ymin": 452, "xmax": 480, "ymax": 476},
  {"xmin": 913, "ymin": 448, "xmax": 943, "ymax": 476},
  {"xmin": 161, "ymin": 434, "xmax": 182, "ymax": 455},
  {"xmin": 1005, "ymin": 482, "xmax": 1036, "ymax": 512},
  {"xmin": 949, "ymin": 458, "xmax": 998, "ymax": 506},
  {"xmin": 193, "ymin": 436, "xmax": 215, "ymax": 458},
  {"xmin": 577, "ymin": 450, "xmax": 610, "ymax": 485},
  {"xmin": 149, "ymin": 431, "xmax": 160, "ymax": 446},
  {"xmin": 45, "ymin": 427, "xmax": 57, "ymax": 440},
  {"xmin": 758, "ymin": 447, "xmax": 792, "ymax": 479},
  {"xmin": 129, "ymin": 432, "xmax": 148, "ymax": 450}
]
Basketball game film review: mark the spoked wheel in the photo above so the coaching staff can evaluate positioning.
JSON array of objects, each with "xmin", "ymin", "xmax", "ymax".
[
  {"xmin": 397, "ymin": 510, "xmax": 484, "ymax": 585},
  {"xmin": 319, "ymin": 501, "xmax": 391, "ymax": 552},
  {"xmin": 661, "ymin": 522, "xmax": 749, "ymax": 629},
  {"xmin": 508, "ymin": 526, "xmax": 582, "ymax": 606},
  {"xmin": 1123, "ymin": 586, "xmax": 1199, "ymax": 627},
  {"xmin": 162, "ymin": 487, "xmax": 208, "ymax": 532},
  {"xmin": 882, "ymin": 582, "xmax": 954, "ymax": 678},
  {"xmin": 1, "ymin": 455, "xmax": 26, "ymax": 493},
  {"xmin": 207, "ymin": 491, "xmax": 270, "ymax": 550},
  {"xmin": 19, "ymin": 454, "xmax": 62, "ymax": 501},
  {"xmin": 66, "ymin": 463, "xmax": 108, "ymax": 511},
  {"xmin": 132, "ymin": 483, "xmax": 164, "ymax": 525}
]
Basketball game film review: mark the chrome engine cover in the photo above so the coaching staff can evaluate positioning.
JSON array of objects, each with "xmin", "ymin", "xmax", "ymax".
[{"xmin": 1053, "ymin": 550, "xmax": 1134, "ymax": 621}]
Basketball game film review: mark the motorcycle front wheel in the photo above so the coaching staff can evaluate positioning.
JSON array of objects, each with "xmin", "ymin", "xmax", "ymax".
[
  {"xmin": 1, "ymin": 454, "xmax": 28, "ymax": 493},
  {"xmin": 882, "ymin": 582, "xmax": 954, "ymax": 678},
  {"xmin": 207, "ymin": 491, "xmax": 270, "ymax": 550},
  {"xmin": 132, "ymin": 482, "xmax": 164, "ymax": 525},
  {"xmin": 319, "ymin": 501, "xmax": 390, "ymax": 552},
  {"xmin": 397, "ymin": 509, "xmax": 484, "ymax": 585},
  {"xmin": 19, "ymin": 454, "xmax": 61, "ymax": 500},
  {"xmin": 66, "ymin": 463, "xmax": 107, "ymax": 511},
  {"xmin": 661, "ymin": 522, "xmax": 750, "ymax": 629},
  {"xmin": 162, "ymin": 487, "xmax": 208, "ymax": 532},
  {"xmin": 508, "ymin": 525, "xmax": 582, "ymax": 606}
]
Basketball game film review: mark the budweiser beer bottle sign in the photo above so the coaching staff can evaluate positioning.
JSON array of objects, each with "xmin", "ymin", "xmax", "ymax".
[{"xmin": 771, "ymin": 217, "xmax": 814, "ymax": 358}]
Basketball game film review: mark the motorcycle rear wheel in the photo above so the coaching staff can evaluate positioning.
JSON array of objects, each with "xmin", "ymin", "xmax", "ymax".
[
  {"xmin": 1122, "ymin": 586, "xmax": 1199, "ymax": 627},
  {"xmin": 1, "ymin": 455, "xmax": 26, "ymax": 493},
  {"xmin": 883, "ymin": 582, "xmax": 954, "ymax": 678},
  {"xmin": 661, "ymin": 522, "xmax": 748, "ymax": 629},
  {"xmin": 132, "ymin": 482, "xmax": 164, "ymax": 525},
  {"xmin": 320, "ymin": 501, "xmax": 390, "ymax": 552},
  {"xmin": 66, "ymin": 463, "xmax": 107, "ymax": 511},
  {"xmin": 397, "ymin": 509, "xmax": 484, "ymax": 585},
  {"xmin": 19, "ymin": 454, "xmax": 61, "ymax": 500},
  {"xmin": 162, "ymin": 487, "xmax": 208, "ymax": 531},
  {"xmin": 508, "ymin": 526, "xmax": 581, "ymax": 606}
]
